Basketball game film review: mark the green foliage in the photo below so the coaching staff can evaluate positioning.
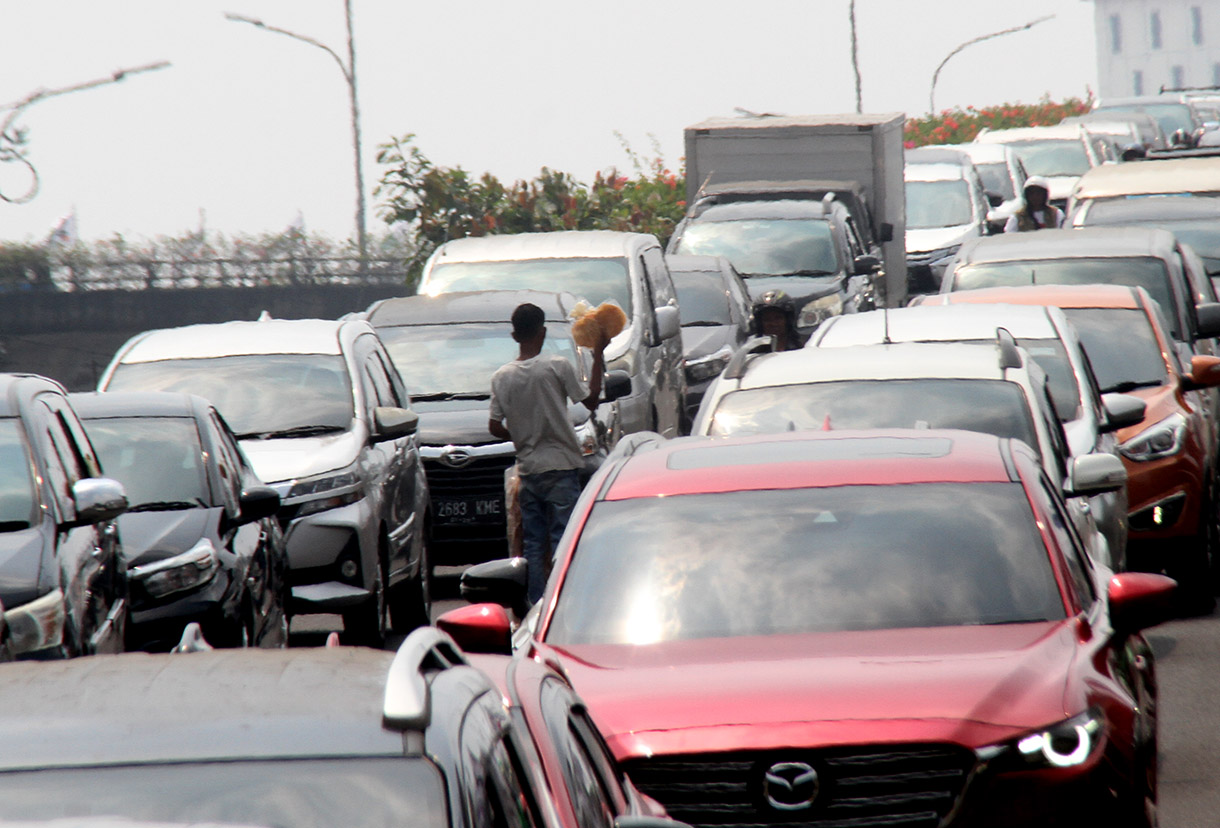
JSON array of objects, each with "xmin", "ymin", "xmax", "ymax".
[
  {"xmin": 904, "ymin": 93, "xmax": 1095, "ymax": 147},
  {"xmin": 374, "ymin": 134, "xmax": 687, "ymax": 278},
  {"xmin": 0, "ymin": 242, "xmax": 50, "ymax": 288}
]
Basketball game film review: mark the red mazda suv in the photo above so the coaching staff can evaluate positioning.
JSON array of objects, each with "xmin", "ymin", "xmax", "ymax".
[{"xmin": 441, "ymin": 429, "xmax": 1176, "ymax": 828}]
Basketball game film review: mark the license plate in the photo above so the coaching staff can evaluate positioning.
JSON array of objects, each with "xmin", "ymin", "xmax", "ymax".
[{"xmin": 434, "ymin": 496, "xmax": 504, "ymax": 524}]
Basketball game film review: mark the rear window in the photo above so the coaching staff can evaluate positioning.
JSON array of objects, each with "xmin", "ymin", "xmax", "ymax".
[{"xmin": 546, "ymin": 484, "xmax": 1065, "ymax": 645}]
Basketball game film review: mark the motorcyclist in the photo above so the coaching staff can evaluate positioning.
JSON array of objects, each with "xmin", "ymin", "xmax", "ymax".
[
  {"xmin": 750, "ymin": 289, "xmax": 804, "ymax": 351},
  {"xmin": 1004, "ymin": 176, "xmax": 1065, "ymax": 233}
]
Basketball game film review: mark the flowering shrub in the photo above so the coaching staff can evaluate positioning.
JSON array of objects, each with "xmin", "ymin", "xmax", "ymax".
[{"xmin": 904, "ymin": 93, "xmax": 1095, "ymax": 147}]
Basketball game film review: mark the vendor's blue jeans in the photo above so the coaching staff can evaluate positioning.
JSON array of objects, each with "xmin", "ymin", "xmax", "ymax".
[{"xmin": 520, "ymin": 468, "xmax": 582, "ymax": 603}]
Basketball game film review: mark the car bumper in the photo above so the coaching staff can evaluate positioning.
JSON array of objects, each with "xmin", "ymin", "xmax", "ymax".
[
  {"xmin": 276, "ymin": 496, "xmax": 379, "ymax": 614},
  {"xmin": 127, "ymin": 571, "xmax": 240, "ymax": 651}
]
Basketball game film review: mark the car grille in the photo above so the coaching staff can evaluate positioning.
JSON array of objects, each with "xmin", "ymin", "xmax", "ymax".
[
  {"xmin": 623, "ymin": 745, "xmax": 975, "ymax": 828},
  {"xmin": 424, "ymin": 454, "xmax": 515, "ymax": 497}
]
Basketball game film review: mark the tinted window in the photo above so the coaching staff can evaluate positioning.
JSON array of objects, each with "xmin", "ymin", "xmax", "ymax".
[
  {"xmin": 975, "ymin": 162, "xmax": 1015, "ymax": 200},
  {"xmin": 540, "ymin": 680, "xmax": 616, "ymax": 828},
  {"xmin": 546, "ymin": 483, "xmax": 1065, "ymax": 645},
  {"xmin": 1096, "ymin": 103, "xmax": 1195, "ymax": 137},
  {"xmin": 85, "ymin": 417, "xmax": 210, "ymax": 510},
  {"xmin": 0, "ymin": 758, "xmax": 448, "ymax": 828},
  {"xmin": 106, "ymin": 354, "xmax": 354, "ymax": 438},
  {"xmin": 951, "ymin": 257, "xmax": 1179, "ymax": 336},
  {"xmin": 709, "ymin": 379, "xmax": 1039, "ymax": 452},
  {"xmin": 376, "ymin": 323, "xmax": 580, "ymax": 401},
  {"xmin": 0, "ymin": 419, "xmax": 37, "ymax": 530},
  {"xmin": 1004, "ymin": 139, "xmax": 1091, "ymax": 177},
  {"xmin": 674, "ymin": 218, "xmax": 839, "ymax": 277},
  {"xmin": 905, "ymin": 179, "xmax": 974, "ymax": 228},
  {"xmin": 671, "ymin": 270, "xmax": 733, "ymax": 325},
  {"xmin": 1062, "ymin": 308, "xmax": 1169, "ymax": 392},
  {"xmin": 954, "ymin": 337, "xmax": 1080, "ymax": 421},
  {"xmin": 426, "ymin": 258, "xmax": 633, "ymax": 316}
]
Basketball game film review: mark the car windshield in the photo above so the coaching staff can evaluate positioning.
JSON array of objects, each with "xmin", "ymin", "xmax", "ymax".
[
  {"xmin": 975, "ymin": 162, "xmax": 1015, "ymax": 200},
  {"xmin": 905, "ymin": 179, "xmax": 974, "ymax": 229},
  {"xmin": 0, "ymin": 757, "xmax": 447, "ymax": 828},
  {"xmin": 1004, "ymin": 139, "xmax": 1092, "ymax": 177},
  {"xmin": 84, "ymin": 417, "xmax": 210, "ymax": 510},
  {"xmin": 951, "ymin": 257, "xmax": 1179, "ymax": 337},
  {"xmin": 425, "ymin": 258, "xmax": 633, "ymax": 316},
  {"xmin": 1062, "ymin": 308, "xmax": 1169, "ymax": 392},
  {"xmin": 1095, "ymin": 103, "xmax": 1195, "ymax": 138},
  {"xmin": 952, "ymin": 338, "xmax": 1081, "ymax": 421},
  {"xmin": 546, "ymin": 483, "xmax": 1065, "ymax": 645},
  {"xmin": 674, "ymin": 218, "xmax": 839, "ymax": 277},
  {"xmin": 376, "ymin": 322, "xmax": 580, "ymax": 399},
  {"xmin": 0, "ymin": 418, "xmax": 37, "ymax": 531},
  {"xmin": 105, "ymin": 354, "xmax": 354, "ymax": 438},
  {"xmin": 672, "ymin": 270, "xmax": 733, "ymax": 325},
  {"xmin": 708, "ymin": 379, "xmax": 1040, "ymax": 451}
]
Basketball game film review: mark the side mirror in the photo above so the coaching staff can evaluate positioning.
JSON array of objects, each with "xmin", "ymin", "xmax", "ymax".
[
  {"xmin": 985, "ymin": 190, "xmax": 1004, "ymax": 208},
  {"xmin": 1100, "ymin": 393, "xmax": 1147, "ymax": 433},
  {"xmin": 853, "ymin": 255, "xmax": 881, "ymax": 276},
  {"xmin": 878, "ymin": 222, "xmax": 895, "ymax": 243},
  {"xmin": 654, "ymin": 305, "xmax": 681, "ymax": 343},
  {"xmin": 69, "ymin": 477, "xmax": 127, "ymax": 526},
  {"xmin": 1185, "ymin": 355, "xmax": 1220, "ymax": 390},
  {"xmin": 604, "ymin": 369, "xmax": 632, "ymax": 402},
  {"xmin": 436, "ymin": 603, "xmax": 513, "ymax": 655},
  {"xmin": 237, "ymin": 485, "xmax": 280, "ymax": 525},
  {"xmin": 1109, "ymin": 572, "xmax": 1178, "ymax": 633},
  {"xmin": 1195, "ymin": 303, "xmax": 1220, "ymax": 340},
  {"xmin": 460, "ymin": 557, "xmax": 529, "ymax": 616},
  {"xmin": 372, "ymin": 406, "xmax": 418, "ymax": 442},
  {"xmin": 1065, "ymin": 453, "xmax": 1127, "ymax": 497}
]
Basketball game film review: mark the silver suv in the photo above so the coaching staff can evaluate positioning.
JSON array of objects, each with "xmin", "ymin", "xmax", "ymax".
[{"xmin": 98, "ymin": 317, "xmax": 430, "ymax": 645}]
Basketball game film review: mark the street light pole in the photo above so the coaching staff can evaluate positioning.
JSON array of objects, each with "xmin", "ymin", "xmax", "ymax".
[
  {"xmin": 928, "ymin": 14, "xmax": 1055, "ymax": 115},
  {"xmin": 849, "ymin": 0, "xmax": 863, "ymax": 114},
  {"xmin": 225, "ymin": 5, "xmax": 369, "ymax": 273}
]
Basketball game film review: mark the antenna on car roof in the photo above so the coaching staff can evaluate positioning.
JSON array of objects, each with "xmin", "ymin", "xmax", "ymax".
[{"xmin": 882, "ymin": 306, "xmax": 893, "ymax": 345}]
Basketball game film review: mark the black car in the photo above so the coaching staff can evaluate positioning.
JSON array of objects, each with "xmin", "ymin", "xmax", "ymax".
[
  {"xmin": 666, "ymin": 197, "xmax": 881, "ymax": 337},
  {"xmin": 665, "ymin": 254, "xmax": 753, "ymax": 423},
  {"xmin": 71, "ymin": 391, "xmax": 288, "ymax": 651},
  {"xmin": 0, "ymin": 373, "xmax": 128, "ymax": 658},
  {"xmin": 0, "ymin": 627, "xmax": 691, "ymax": 828}
]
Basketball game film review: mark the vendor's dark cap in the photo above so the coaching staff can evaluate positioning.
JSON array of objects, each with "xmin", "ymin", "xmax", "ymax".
[{"xmin": 511, "ymin": 303, "xmax": 545, "ymax": 337}]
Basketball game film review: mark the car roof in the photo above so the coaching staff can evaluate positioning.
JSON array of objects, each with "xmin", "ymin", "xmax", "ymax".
[
  {"xmin": 428, "ymin": 230, "xmax": 656, "ymax": 264},
  {"xmin": 686, "ymin": 199, "xmax": 834, "ymax": 221},
  {"xmin": 367, "ymin": 289, "xmax": 576, "ymax": 327},
  {"xmin": 738, "ymin": 342, "xmax": 1013, "ymax": 388},
  {"xmin": 68, "ymin": 390, "xmax": 207, "ymax": 419},
  {"xmin": 904, "ymin": 162, "xmax": 968, "ymax": 182},
  {"xmin": 113, "ymin": 318, "xmax": 356, "ymax": 363},
  {"xmin": 600, "ymin": 429, "xmax": 1016, "ymax": 501},
  {"xmin": 816, "ymin": 305, "xmax": 1059, "ymax": 344},
  {"xmin": 956, "ymin": 226, "xmax": 1179, "ymax": 263},
  {"xmin": 931, "ymin": 142, "xmax": 1012, "ymax": 163},
  {"xmin": 934, "ymin": 283, "xmax": 1142, "ymax": 310},
  {"xmin": 1079, "ymin": 194, "xmax": 1220, "ymax": 222},
  {"xmin": 0, "ymin": 648, "xmax": 406, "ymax": 768},
  {"xmin": 1071, "ymin": 157, "xmax": 1220, "ymax": 198},
  {"xmin": 977, "ymin": 124, "xmax": 1087, "ymax": 143},
  {"xmin": 905, "ymin": 147, "xmax": 972, "ymax": 165},
  {"xmin": 0, "ymin": 373, "xmax": 67, "ymax": 417}
]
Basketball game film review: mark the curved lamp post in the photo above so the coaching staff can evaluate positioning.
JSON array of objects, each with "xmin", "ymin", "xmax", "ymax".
[
  {"xmin": 225, "ymin": 3, "xmax": 368, "ymax": 273},
  {"xmin": 928, "ymin": 15, "xmax": 1055, "ymax": 115}
]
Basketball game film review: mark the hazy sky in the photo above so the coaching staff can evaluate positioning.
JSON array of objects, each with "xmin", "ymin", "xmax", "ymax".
[{"xmin": 0, "ymin": 1, "xmax": 1097, "ymax": 244}]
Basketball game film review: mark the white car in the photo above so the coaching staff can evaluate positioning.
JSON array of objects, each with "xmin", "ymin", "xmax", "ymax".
[
  {"xmin": 974, "ymin": 124, "xmax": 1109, "ymax": 208},
  {"xmin": 97, "ymin": 317, "xmax": 431, "ymax": 645}
]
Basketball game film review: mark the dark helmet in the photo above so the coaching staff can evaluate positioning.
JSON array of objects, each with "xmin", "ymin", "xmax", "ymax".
[{"xmin": 750, "ymin": 289, "xmax": 801, "ymax": 345}]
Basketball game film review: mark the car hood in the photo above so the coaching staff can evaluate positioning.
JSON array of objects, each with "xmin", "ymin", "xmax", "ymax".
[
  {"xmin": 681, "ymin": 326, "xmax": 741, "ymax": 361},
  {"xmin": 743, "ymin": 276, "xmax": 841, "ymax": 306},
  {"xmin": 116, "ymin": 509, "xmax": 218, "ymax": 566},
  {"xmin": 239, "ymin": 429, "xmax": 361, "ymax": 485},
  {"xmin": 415, "ymin": 402, "xmax": 498, "ymax": 447},
  {"xmin": 906, "ymin": 225, "xmax": 977, "ymax": 255},
  {"xmin": 0, "ymin": 528, "xmax": 46, "ymax": 607},
  {"xmin": 543, "ymin": 621, "xmax": 1077, "ymax": 760},
  {"xmin": 1115, "ymin": 382, "xmax": 1178, "ymax": 444}
]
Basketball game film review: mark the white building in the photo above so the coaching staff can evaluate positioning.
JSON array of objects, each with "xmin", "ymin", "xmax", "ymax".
[{"xmin": 1092, "ymin": 0, "xmax": 1220, "ymax": 96}]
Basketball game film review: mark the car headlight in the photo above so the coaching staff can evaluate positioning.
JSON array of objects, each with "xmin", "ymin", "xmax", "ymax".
[
  {"xmin": 4, "ymin": 589, "xmax": 65, "ymax": 655},
  {"xmin": 130, "ymin": 538, "xmax": 220, "ymax": 599},
  {"xmin": 287, "ymin": 463, "xmax": 364, "ymax": 517},
  {"xmin": 797, "ymin": 293, "xmax": 844, "ymax": 329},
  {"xmin": 573, "ymin": 418, "xmax": 599, "ymax": 456},
  {"xmin": 979, "ymin": 709, "xmax": 1104, "ymax": 771},
  {"xmin": 1119, "ymin": 413, "xmax": 1187, "ymax": 461},
  {"xmin": 684, "ymin": 347, "xmax": 734, "ymax": 384}
]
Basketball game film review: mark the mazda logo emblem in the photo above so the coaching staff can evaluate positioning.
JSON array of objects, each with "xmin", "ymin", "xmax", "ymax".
[
  {"xmin": 763, "ymin": 761, "xmax": 819, "ymax": 811},
  {"xmin": 438, "ymin": 447, "xmax": 473, "ymax": 468}
]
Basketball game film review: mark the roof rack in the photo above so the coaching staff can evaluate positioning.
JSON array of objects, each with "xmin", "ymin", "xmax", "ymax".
[
  {"xmin": 382, "ymin": 627, "xmax": 468, "ymax": 731},
  {"xmin": 996, "ymin": 328, "xmax": 1022, "ymax": 370},
  {"xmin": 723, "ymin": 335, "xmax": 776, "ymax": 380}
]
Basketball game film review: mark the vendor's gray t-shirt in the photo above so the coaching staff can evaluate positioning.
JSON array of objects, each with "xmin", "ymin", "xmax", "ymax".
[{"xmin": 490, "ymin": 354, "xmax": 589, "ymax": 475}]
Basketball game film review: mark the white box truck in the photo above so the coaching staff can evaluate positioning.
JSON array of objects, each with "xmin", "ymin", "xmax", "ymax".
[{"xmin": 684, "ymin": 113, "xmax": 907, "ymax": 306}]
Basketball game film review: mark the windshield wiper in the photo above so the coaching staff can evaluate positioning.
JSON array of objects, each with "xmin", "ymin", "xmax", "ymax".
[
  {"xmin": 237, "ymin": 424, "xmax": 347, "ymax": 440},
  {"xmin": 129, "ymin": 499, "xmax": 207, "ymax": 513},
  {"xmin": 1103, "ymin": 380, "xmax": 1162, "ymax": 393},
  {"xmin": 0, "ymin": 520, "xmax": 31, "ymax": 532},
  {"xmin": 683, "ymin": 321, "xmax": 724, "ymax": 327},
  {"xmin": 412, "ymin": 392, "xmax": 491, "ymax": 402}
]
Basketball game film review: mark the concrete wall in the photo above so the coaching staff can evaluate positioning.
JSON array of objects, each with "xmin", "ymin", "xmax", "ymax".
[{"xmin": 0, "ymin": 283, "xmax": 409, "ymax": 391}]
